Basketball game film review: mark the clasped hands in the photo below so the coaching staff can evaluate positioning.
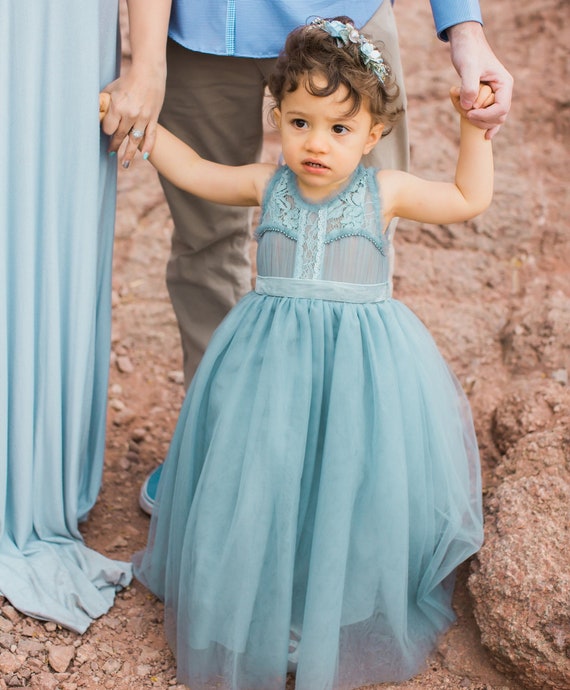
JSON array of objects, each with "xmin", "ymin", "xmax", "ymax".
[{"xmin": 450, "ymin": 83, "xmax": 495, "ymax": 118}]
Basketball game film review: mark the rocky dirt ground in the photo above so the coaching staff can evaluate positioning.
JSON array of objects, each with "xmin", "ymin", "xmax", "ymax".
[{"xmin": 1, "ymin": 0, "xmax": 567, "ymax": 688}]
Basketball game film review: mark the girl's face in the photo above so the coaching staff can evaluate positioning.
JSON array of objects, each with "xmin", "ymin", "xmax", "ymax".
[{"xmin": 274, "ymin": 76, "xmax": 383, "ymax": 202}]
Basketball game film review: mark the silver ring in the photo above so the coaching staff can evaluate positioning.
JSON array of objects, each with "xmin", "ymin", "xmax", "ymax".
[{"xmin": 131, "ymin": 128, "xmax": 144, "ymax": 140}]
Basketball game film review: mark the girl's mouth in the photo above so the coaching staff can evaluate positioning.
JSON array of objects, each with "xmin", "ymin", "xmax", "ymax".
[{"xmin": 303, "ymin": 160, "xmax": 329, "ymax": 170}]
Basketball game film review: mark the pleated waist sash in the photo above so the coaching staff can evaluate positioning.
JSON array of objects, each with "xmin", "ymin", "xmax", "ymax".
[{"xmin": 255, "ymin": 276, "xmax": 391, "ymax": 303}]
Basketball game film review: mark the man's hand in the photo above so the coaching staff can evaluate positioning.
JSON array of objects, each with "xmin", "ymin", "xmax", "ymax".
[
  {"xmin": 448, "ymin": 22, "xmax": 513, "ymax": 139},
  {"xmin": 450, "ymin": 83, "xmax": 495, "ymax": 119}
]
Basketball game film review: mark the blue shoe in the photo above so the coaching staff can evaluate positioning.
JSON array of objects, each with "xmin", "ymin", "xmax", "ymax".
[
  {"xmin": 139, "ymin": 464, "xmax": 163, "ymax": 515},
  {"xmin": 287, "ymin": 627, "xmax": 301, "ymax": 674}
]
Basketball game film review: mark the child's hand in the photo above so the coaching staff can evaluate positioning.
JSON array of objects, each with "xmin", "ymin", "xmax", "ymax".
[
  {"xmin": 99, "ymin": 92, "xmax": 111, "ymax": 122},
  {"xmin": 450, "ymin": 84, "xmax": 494, "ymax": 119}
]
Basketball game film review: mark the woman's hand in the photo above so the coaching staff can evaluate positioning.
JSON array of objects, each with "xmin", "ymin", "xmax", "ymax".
[{"xmin": 100, "ymin": 67, "xmax": 165, "ymax": 168}]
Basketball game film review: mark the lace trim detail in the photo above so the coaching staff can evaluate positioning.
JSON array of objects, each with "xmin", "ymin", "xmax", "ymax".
[
  {"xmin": 255, "ymin": 170, "xmax": 301, "ymax": 241},
  {"xmin": 324, "ymin": 229, "xmax": 386, "ymax": 255},
  {"xmin": 256, "ymin": 225, "xmax": 297, "ymax": 242},
  {"xmin": 255, "ymin": 165, "xmax": 388, "ymax": 276},
  {"xmin": 294, "ymin": 208, "xmax": 328, "ymax": 279}
]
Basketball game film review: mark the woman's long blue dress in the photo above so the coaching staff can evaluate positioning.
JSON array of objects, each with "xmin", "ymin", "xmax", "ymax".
[
  {"xmin": 0, "ymin": 1, "xmax": 132, "ymax": 632},
  {"xmin": 134, "ymin": 165, "xmax": 483, "ymax": 689}
]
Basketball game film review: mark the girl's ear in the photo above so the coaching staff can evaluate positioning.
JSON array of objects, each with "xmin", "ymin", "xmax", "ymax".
[
  {"xmin": 364, "ymin": 122, "xmax": 384, "ymax": 154},
  {"xmin": 273, "ymin": 107, "xmax": 282, "ymax": 129}
]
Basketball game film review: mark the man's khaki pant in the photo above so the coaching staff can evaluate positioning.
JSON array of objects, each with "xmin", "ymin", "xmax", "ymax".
[{"xmin": 159, "ymin": 1, "xmax": 408, "ymax": 387}]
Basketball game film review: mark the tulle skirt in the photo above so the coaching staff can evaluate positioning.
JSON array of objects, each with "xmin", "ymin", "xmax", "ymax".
[{"xmin": 134, "ymin": 291, "xmax": 483, "ymax": 690}]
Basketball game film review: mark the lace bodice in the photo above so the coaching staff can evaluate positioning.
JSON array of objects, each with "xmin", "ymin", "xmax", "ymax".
[{"xmin": 255, "ymin": 165, "xmax": 391, "ymax": 285}]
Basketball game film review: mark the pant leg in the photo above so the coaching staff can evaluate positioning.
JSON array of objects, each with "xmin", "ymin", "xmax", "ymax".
[
  {"xmin": 159, "ymin": 41, "xmax": 275, "ymax": 386},
  {"xmin": 360, "ymin": 0, "xmax": 409, "ymax": 283},
  {"xmin": 362, "ymin": 0, "xmax": 409, "ymax": 173}
]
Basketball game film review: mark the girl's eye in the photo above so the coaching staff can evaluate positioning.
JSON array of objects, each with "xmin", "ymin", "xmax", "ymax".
[
  {"xmin": 332, "ymin": 124, "xmax": 349, "ymax": 135},
  {"xmin": 292, "ymin": 119, "xmax": 308, "ymax": 129}
]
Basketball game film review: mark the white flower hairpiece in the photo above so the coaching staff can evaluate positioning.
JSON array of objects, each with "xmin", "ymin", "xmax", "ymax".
[{"xmin": 310, "ymin": 18, "xmax": 389, "ymax": 84}]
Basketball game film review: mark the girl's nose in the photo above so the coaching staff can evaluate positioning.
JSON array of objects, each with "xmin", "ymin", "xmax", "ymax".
[{"xmin": 305, "ymin": 130, "xmax": 328, "ymax": 153}]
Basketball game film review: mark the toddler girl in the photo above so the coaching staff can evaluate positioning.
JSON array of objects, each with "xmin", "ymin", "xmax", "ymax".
[{"xmin": 103, "ymin": 16, "xmax": 492, "ymax": 690}]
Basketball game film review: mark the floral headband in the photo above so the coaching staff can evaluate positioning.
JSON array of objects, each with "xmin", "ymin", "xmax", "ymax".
[{"xmin": 310, "ymin": 18, "xmax": 389, "ymax": 84}]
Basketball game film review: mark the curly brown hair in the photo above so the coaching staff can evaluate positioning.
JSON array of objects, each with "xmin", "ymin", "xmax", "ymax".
[{"xmin": 267, "ymin": 16, "xmax": 401, "ymax": 133}]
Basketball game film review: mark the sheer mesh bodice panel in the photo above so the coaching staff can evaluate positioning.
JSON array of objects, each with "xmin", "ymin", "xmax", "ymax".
[{"xmin": 255, "ymin": 166, "xmax": 391, "ymax": 286}]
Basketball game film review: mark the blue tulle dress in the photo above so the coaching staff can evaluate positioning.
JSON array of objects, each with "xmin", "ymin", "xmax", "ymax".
[
  {"xmin": 0, "ymin": 1, "xmax": 132, "ymax": 632},
  {"xmin": 134, "ymin": 165, "xmax": 483, "ymax": 689}
]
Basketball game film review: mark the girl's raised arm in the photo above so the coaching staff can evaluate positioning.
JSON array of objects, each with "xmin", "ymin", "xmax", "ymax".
[
  {"xmin": 99, "ymin": 93, "xmax": 275, "ymax": 207},
  {"xmin": 379, "ymin": 85, "xmax": 494, "ymax": 227}
]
